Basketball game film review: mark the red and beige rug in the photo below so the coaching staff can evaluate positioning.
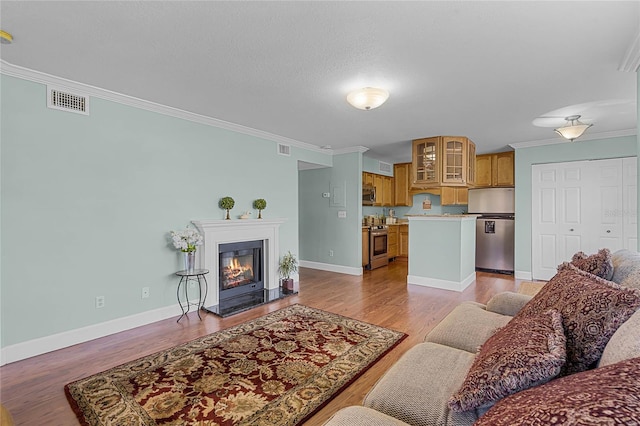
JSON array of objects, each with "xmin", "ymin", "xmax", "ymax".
[{"xmin": 65, "ymin": 304, "xmax": 406, "ymax": 425}]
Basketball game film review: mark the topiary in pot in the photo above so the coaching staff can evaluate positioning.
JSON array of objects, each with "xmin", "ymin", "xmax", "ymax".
[
  {"xmin": 278, "ymin": 251, "xmax": 298, "ymax": 294},
  {"xmin": 253, "ymin": 198, "xmax": 267, "ymax": 219},
  {"xmin": 219, "ymin": 196, "xmax": 235, "ymax": 220}
]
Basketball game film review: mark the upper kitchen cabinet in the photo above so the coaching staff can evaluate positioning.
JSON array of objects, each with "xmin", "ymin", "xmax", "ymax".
[
  {"xmin": 475, "ymin": 151, "xmax": 515, "ymax": 187},
  {"xmin": 363, "ymin": 172, "xmax": 394, "ymax": 206},
  {"xmin": 393, "ymin": 163, "xmax": 413, "ymax": 206},
  {"xmin": 411, "ymin": 136, "xmax": 476, "ymax": 190}
]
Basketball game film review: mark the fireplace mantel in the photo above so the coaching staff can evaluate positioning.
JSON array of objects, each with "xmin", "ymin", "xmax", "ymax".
[{"xmin": 192, "ymin": 218, "xmax": 286, "ymax": 306}]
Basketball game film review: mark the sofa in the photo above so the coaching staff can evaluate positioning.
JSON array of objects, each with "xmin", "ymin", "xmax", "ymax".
[{"xmin": 325, "ymin": 249, "xmax": 640, "ymax": 426}]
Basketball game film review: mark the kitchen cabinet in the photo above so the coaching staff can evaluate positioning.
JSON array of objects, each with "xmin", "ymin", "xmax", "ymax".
[
  {"xmin": 394, "ymin": 163, "xmax": 413, "ymax": 206},
  {"xmin": 387, "ymin": 225, "xmax": 399, "ymax": 259},
  {"xmin": 412, "ymin": 136, "xmax": 476, "ymax": 190},
  {"xmin": 399, "ymin": 224, "xmax": 409, "ymax": 257},
  {"xmin": 440, "ymin": 187, "xmax": 468, "ymax": 206},
  {"xmin": 475, "ymin": 151, "xmax": 515, "ymax": 187},
  {"xmin": 362, "ymin": 228, "xmax": 369, "ymax": 267},
  {"xmin": 363, "ymin": 172, "xmax": 394, "ymax": 206}
]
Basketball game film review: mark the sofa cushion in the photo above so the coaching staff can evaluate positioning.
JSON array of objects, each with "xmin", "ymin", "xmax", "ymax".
[
  {"xmin": 570, "ymin": 248, "xmax": 613, "ymax": 280},
  {"xmin": 599, "ymin": 308, "xmax": 640, "ymax": 367},
  {"xmin": 514, "ymin": 262, "xmax": 640, "ymax": 374},
  {"xmin": 364, "ymin": 342, "xmax": 482, "ymax": 426},
  {"xmin": 485, "ymin": 291, "xmax": 533, "ymax": 317},
  {"xmin": 323, "ymin": 406, "xmax": 411, "ymax": 426},
  {"xmin": 474, "ymin": 357, "xmax": 640, "ymax": 426},
  {"xmin": 611, "ymin": 249, "xmax": 640, "ymax": 290},
  {"xmin": 448, "ymin": 310, "xmax": 566, "ymax": 412},
  {"xmin": 424, "ymin": 302, "xmax": 512, "ymax": 353}
]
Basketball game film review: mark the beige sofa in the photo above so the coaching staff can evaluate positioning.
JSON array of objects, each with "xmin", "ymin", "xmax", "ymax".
[{"xmin": 325, "ymin": 249, "xmax": 640, "ymax": 426}]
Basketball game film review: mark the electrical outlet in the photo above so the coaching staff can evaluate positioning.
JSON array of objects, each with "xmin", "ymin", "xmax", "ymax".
[
  {"xmin": 142, "ymin": 287, "xmax": 150, "ymax": 299},
  {"xmin": 95, "ymin": 296, "xmax": 105, "ymax": 308},
  {"xmin": 329, "ymin": 250, "xmax": 334, "ymax": 257}
]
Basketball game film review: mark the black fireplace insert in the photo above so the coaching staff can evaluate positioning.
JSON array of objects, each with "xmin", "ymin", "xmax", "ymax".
[{"xmin": 218, "ymin": 240, "xmax": 264, "ymax": 302}]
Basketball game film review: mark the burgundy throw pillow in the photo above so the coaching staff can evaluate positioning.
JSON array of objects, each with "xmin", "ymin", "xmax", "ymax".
[
  {"xmin": 474, "ymin": 357, "xmax": 640, "ymax": 426},
  {"xmin": 514, "ymin": 263, "xmax": 640, "ymax": 375},
  {"xmin": 448, "ymin": 310, "xmax": 566, "ymax": 412},
  {"xmin": 570, "ymin": 248, "xmax": 614, "ymax": 280}
]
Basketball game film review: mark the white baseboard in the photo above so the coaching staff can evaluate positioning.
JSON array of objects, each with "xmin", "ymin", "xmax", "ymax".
[
  {"xmin": 407, "ymin": 272, "xmax": 476, "ymax": 292},
  {"xmin": 299, "ymin": 260, "xmax": 363, "ymax": 276},
  {"xmin": 0, "ymin": 304, "xmax": 184, "ymax": 366},
  {"xmin": 515, "ymin": 270, "xmax": 533, "ymax": 280}
]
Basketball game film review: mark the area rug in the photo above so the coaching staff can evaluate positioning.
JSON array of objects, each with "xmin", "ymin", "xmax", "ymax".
[{"xmin": 65, "ymin": 304, "xmax": 406, "ymax": 426}]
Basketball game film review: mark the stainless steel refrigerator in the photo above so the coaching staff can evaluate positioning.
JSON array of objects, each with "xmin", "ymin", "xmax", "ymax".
[{"xmin": 468, "ymin": 188, "xmax": 515, "ymax": 273}]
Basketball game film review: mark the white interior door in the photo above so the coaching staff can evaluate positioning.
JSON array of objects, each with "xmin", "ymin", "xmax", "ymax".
[
  {"xmin": 623, "ymin": 157, "xmax": 638, "ymax": 251},
  {"xmin": 532, "ymin": 157, "xmax": 634, "ymax": 281}
]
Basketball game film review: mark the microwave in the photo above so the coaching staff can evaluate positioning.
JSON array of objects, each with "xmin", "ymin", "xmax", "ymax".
[{"xmin": 363, "ymin": 183, "xmax": 375, "ymax": 205}]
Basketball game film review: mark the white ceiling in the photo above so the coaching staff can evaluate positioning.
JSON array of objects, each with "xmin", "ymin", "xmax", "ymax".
[{"xmin": 1, "ymin": 1, "xmax": 638, "ymax": 164}]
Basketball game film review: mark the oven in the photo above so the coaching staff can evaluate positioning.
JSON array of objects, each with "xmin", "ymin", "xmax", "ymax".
[{"xmin": 368, "ymin": 225, "xmax": 389, "ymax": 270}]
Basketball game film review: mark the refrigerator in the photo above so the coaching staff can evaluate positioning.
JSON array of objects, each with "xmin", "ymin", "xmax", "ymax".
[{"xmin": 468, "ymin": 188, "xmax": 515, "ymax": 273}]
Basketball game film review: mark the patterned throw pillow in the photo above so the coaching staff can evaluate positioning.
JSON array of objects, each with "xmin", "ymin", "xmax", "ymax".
[
  {"xmin": 514, "ymin": 263, "xmax": 640, "ymax": 375},
  {"xmin": 474, "ymin": 357, "xmax": 640, "ymax": 426},
  {"xmin": 569, "ymin": 248, "xmax": 614, "ymax": 280},
  {"xmin": 448, "ymin": 310, "xmax": 566, "ymax": 412}
]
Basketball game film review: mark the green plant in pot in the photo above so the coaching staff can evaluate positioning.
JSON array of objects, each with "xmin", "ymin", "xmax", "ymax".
[
  {"xmin": 278, "ymin": 251, "xmax": 298, "ymax": 294},
  {"xmin": 253, "ymin": 198, "xmax": 267, "ymax": 219},
  {"xmin": 219, "ymin": 196, "xmax": 235, "ymax": 220}
]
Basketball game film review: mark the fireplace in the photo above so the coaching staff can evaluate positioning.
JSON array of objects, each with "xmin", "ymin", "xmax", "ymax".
[{"xmin": 219, "ymin": 240, "xmax": 264, "ymax": 302}]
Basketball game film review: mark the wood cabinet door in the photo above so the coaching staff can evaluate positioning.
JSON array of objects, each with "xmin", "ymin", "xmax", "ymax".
[
  {"xmin": 394, "ymin": 163, "xmax": 413, "ymax": 206},
  {"xmin": 441, "ymin": 187, "xmax": 468, "ymax": 205},
  {"xmin": 387, "ymin": 226, "xmax": 399, "ymax": 258},
  {"xmin": 475, "ymin": 154, "xmax": 493, "ymax": 187},
  {"xmin": 363, "ymin": 172, "xmax": 374, "ymax": 186},
  {"xmin": 441, "ymin": 137, "xmax": 466, "ymax": 185},
  {"xmin": 373, "ymin": 174, "xmax": 384, "ymax": 206},
  {"xmin": 399, "ymin": 225, "xmax": 409, "ymax": 257},
  {"xmin": 382, "ymin": 176, "xmax": 394, "ymax": 206},
  {"xmin": 494, "ymin": 151, "xmax": 515, "ymax": 186},
  {"xmin": 412, "ymin": 137, "xmax": 440, "ymax": 187},
  {"xmin": 362, "ymin": 229, "xmax": 369, "ymax": 266}
]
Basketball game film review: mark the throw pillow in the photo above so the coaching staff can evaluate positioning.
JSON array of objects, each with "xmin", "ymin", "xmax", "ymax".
[
  {"xmin": 514, "ymin": 262, "xmax": 640, "ymax": 375},
  {"xmin": 474, "ymin": 357, "xmax": 640, "ymax": 426},
  {"xmin": 448, "ymin": 310, "xmax": 566, "ymax": 412},
  {"xmin": 569, "ymin": 248, "xmax": 613, "ymax": 280}
]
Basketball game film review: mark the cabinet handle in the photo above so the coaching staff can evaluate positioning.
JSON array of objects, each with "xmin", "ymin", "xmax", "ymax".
[{"xmin": 569, "ymin": 228, "xmax": 574, "ymax": 232}]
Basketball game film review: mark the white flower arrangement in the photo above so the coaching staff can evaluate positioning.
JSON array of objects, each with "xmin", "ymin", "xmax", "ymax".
[{"xmin": 170, "ymin": 227, "xmax": 203, "ymax": 253}]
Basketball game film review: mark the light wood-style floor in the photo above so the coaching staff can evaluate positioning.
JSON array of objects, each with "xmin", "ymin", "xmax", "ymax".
[{"xmin": 0, "ymin": 260, "xmax": 521, "ymax": 425}]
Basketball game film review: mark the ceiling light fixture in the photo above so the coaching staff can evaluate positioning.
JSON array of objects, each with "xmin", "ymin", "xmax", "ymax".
[
  {"xmin": 346, "ymin": 87, "xmax": 389, "ymax": 110},
  {"xmin": 0, "ymin": 30, "xmax": 13, "ymax": 44},
  {"xmin": 554, "ymin": 115, "xmax": 593, "ymax": 142}
]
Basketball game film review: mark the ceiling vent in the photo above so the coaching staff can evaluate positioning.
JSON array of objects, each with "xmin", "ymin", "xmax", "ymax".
[
  {"xmin": 379, "ymin": 161, "xmax": 392, "ymax": 173},
  {"xmin": 277, "ymin": 143, "xmax": 291, "ymax": 156},
  {"xmin": 47, "ymin": 86, "xmax": 89, "ymax": 115}
]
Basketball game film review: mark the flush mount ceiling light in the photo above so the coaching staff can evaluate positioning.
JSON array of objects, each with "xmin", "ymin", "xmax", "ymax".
[
  {"xmin": 0, "ymin": 30, "xmax": 13, "ymax": 44},
  {"xmin": 554, "ymin": 115, "xmax": 593, "ymax": 141},
  {"xmin": 346, "ymin": 87, "xmax": 389, "ymax": 110}
]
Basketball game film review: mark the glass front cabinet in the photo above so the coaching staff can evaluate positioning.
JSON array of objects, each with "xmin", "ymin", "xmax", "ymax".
[{"xmin": 411, "ymin": 136, "xmax": 476, "ymax": 189}]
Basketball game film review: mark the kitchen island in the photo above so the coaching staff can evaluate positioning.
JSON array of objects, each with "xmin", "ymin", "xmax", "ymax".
[{"xmin": 407, "ymin": 215, "xmax": 477, "ymax": 291}]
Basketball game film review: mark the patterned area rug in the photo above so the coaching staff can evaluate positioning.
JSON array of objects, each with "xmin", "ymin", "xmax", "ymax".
[{"xmin": 65, "ymin": 304, "xmax": 406, "ymax": 425}]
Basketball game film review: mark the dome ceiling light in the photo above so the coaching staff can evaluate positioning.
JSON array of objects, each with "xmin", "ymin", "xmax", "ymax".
[
  {"xmin": 346, "ymin": 87, "xmax": 389, "ymax": 110},
  {"xmin": 554, "ymin": 115, "xmax": 593, "ymax": 142}
]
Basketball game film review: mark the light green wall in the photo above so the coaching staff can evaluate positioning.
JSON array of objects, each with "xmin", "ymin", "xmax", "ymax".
[
  {"xmin": 514, "ymin": 135, "xmax": 637, "ymax": 275},
  {"xmin": 0, "ymin": 75, "xmax": 331, "ymax": 347},
  {"xmin": 299, "ymin": 152, "xmax": 362, "ymax": 268},
  {"xmin": 363, "ymin": 155, "xmax": 393, "ymax": 177}
]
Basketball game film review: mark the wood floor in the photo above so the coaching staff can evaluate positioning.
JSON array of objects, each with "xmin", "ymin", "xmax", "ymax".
[{"xmin": 0, "ymin": 260, "xmax": 521, "ymax": 425}]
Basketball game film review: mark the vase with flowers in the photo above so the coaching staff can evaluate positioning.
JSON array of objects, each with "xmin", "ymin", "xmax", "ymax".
[{"xmin": 170, "ymin": 226, "xmax": 203, "ymax": 272}]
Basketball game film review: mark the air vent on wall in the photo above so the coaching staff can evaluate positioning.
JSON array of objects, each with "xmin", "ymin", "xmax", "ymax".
[
  {"xmin": 277, "ymin": 143, "xmax": 291, "ymax": 156},
  {"xmin": 47, "ymin": 86, "xmax": 89, "ymax": 115},
  {"xmin": 379, "ymin": 161, "xmax": 392, "ymax": 173}
]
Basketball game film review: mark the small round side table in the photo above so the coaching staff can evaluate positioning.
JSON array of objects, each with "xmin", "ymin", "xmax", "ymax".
[{"xmin": 175, "ymin": 269, "xmax": 209, "ymax": 322}]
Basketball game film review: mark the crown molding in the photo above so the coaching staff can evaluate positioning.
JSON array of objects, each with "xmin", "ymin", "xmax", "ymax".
[
  {"xmin": 509, "ymin": 128, "xmax": 637, "ymax": 150},
  {"xmin": 333, "ymin": 146, "xmax": 370, "ymax": 155},
  {"xmin": 619, "ymin": 31, "xmax": 640, "ymax": 72},
  {"xmin": 0, "ymin": 60, "xmax": 329, "ymax": 155}
]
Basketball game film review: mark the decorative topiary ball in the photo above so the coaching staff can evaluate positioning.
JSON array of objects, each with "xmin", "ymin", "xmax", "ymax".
[
  {"xmin": 253, "ymin": 199, "xmax": 267, "ymax": 210},
  {"xmin": 219, "ymin": 196, "xmax": 235, "ymax": 210}
]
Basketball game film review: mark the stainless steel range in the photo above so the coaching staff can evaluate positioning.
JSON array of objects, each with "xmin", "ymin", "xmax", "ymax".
[{"xmin": 367, "ymin": 225, "xmax": 389, "ymax": 270}]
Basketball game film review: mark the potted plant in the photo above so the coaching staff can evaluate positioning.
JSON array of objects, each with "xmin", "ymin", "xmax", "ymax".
[
  {"xmin": 219, "ymin": 196, "xmax": 235, "ymax": 220},
  {"xmin": 253, "ymin": 198, "xmax": 267, "ymax": 219},
  {"xmin": 278, "ymin": 251, "xmax": 298, "ymax": 294}
]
